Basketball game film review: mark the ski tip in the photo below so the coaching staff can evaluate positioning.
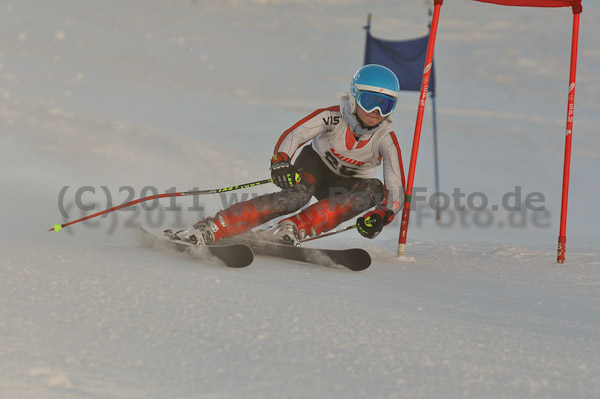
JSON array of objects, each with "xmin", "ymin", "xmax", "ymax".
[{"xmin": 347, "ymin": 250, "xmax": 371, "ymax": 271}]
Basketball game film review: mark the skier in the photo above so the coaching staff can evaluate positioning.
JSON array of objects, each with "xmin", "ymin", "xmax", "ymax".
[{"xmin": 175, "ymin": 64, "xmax": 406, "ymax": 246}]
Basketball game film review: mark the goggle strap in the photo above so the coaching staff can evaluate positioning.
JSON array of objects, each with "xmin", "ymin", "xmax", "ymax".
[{"xmin": 354, "ymin": 83, "xmax": 398, "ymax": 98}]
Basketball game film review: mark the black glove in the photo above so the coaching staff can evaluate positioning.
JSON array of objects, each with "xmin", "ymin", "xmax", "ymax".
[
  {"xmin": 270, "ymin": 152, "xmax": 301, "ymax": 189},
  {"xmin": 356, "ymin": 206, "xmax": 395, "ymax": 239}
]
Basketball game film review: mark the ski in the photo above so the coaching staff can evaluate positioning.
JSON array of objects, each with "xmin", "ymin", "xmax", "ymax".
[
  {"xmin": 225, "ymin": 234, "xmax": 371, "ymax": 271},
  {"xmin": 138, "ymin": 228, "xmax": 254, "ymax": 268}
]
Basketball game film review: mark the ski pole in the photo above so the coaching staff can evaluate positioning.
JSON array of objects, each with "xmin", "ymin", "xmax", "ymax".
[
  {"xmin": 300, "ymin": 224, "xmax": 357, "ymax": 243},
  {"xmin": 49, "ymin": 178, "xmax": 274, "ymax": 232}
]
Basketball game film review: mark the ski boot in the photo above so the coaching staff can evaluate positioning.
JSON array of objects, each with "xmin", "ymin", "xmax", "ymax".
[
  {"xmin": 261, "ymin": 220, "xmax": 302, "ymax": 247},
  {"xmin": 173, "ymin": 218, "xmax": 217, "ymax": 246}
]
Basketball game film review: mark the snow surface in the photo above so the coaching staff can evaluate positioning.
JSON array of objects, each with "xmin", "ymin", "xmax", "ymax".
[{"xmin": 1, "ymin": 0, "xmax": 599, "ymax": 398}]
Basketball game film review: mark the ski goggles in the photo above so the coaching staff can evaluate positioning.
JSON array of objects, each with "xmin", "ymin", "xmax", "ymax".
[{"xmin": 356, "ymin": 91, "xmax": 397, "ymax": 117}]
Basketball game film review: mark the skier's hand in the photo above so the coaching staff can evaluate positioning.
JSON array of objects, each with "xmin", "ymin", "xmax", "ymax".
[
  {"xmin": 356, "ymin": 206, "xmax": 395, "ymax": 239},
  {"xmin": 271, "ymin": 152, "xmax": 301, "ymax": 189}
]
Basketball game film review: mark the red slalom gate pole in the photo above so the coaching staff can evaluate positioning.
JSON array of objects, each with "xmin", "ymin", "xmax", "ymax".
[
  {"xmin": 397, "ymin": 0, "xmax": 444, "ymax": 257},
  {"xmin": 557, "ymin": 9, "xmax": 581, "ymax": 264},
  {"xmin": 48, "ymin": 178, "xmax": 273, "ymax": 232}
]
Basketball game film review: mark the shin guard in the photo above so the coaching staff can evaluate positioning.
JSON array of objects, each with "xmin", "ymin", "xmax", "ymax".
[
  {"xmin": 198, "ymin": 183, "xmax": 313, "ymax": 242},
  {"xmin": 282, "ymin": 178, "xmax": 385, "ymax": 237}
]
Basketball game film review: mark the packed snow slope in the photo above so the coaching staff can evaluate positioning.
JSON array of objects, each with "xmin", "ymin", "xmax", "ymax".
[{"xmin": 1, "ymin": 1, "xmax": 599, "ymax": 398}]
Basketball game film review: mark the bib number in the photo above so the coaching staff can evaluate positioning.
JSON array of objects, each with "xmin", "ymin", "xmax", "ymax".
[{"xmin": 324, "ymin": 151, "xmax": 359, "ymax": 177}]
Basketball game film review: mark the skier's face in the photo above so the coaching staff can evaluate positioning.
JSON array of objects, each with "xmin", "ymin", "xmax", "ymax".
[{"xmin": 356, "ymin": 106, "xmax": 384, "ymax": 127}]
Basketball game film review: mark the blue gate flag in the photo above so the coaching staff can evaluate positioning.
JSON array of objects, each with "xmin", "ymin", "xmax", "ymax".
[{"xmin": 364, "ymin": 30, "xmax": 436, "ymax": 95}]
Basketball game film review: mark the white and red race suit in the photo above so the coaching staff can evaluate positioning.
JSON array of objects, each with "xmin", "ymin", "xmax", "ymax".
[{"xmin": 273, "ymin": 95, "xmax": 406, "ymax": 215}]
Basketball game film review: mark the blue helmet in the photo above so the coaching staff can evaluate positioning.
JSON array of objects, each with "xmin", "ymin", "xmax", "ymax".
[{"xmin": 350, "ymin": 64, "xmax": 400, "ymax": 117}]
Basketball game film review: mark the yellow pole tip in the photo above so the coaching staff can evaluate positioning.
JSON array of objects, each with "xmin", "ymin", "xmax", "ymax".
[{"xmin": 53, "ymin": 224, "xmax": 63, "ymax": 232}]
